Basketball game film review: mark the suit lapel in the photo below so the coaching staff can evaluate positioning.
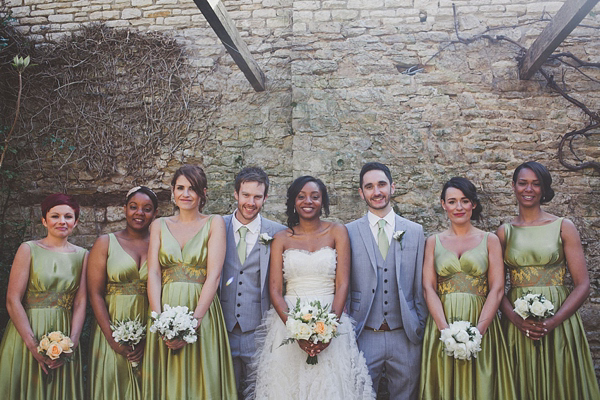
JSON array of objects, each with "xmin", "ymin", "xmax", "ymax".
[
  {"xmin": 394, "ymin": 215, "xmax": 406, "ymax": 287},
  {"xmin": 221, "ymin": 214, "xmax": 235, "ymax": 292},
  {"xmin": 258, "ymin": 219, "xmax": 270, "ymax": 294},
  {"xmin": 357, "ymin": 215, "xmax": 378, "ymax": 275}
]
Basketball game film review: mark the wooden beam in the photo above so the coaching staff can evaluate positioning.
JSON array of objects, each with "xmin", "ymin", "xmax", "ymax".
[
  {"xmin": 192, "ymin": 0, "xmax": 266, "ymax": 91},
  {"xmin": 520, "ymin": 0, "xmax": 599, "ymax": 80}
]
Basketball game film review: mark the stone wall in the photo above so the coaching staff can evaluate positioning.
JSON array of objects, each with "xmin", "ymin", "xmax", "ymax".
[{"xmin": 5, "ymin": 0, "xmax": 600, "ymax": 377}]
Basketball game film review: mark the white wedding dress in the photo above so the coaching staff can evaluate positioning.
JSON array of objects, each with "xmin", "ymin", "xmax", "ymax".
[{"xmin": 246, "ymin": 247, "xmax": 375, "ymax": 400}]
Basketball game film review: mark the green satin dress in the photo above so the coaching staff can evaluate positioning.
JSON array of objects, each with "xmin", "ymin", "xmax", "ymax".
[
  {"xmin": 142, "ymin": 217, "xmax": 237, "ymax": 400},
  {"xmin": 88, "ymin": 233, "xmax": 149, "ymax": 400},
  {"xmin": 0, "ymin": 241, "xmax": 86, "ymax": 400},
  {"xmin": 420, "ymin": 234, "xmax": 516, "ymax": 400},
  {"xmin": 502, "ymin": 218, "xmax": 600, "ymax": 400}
]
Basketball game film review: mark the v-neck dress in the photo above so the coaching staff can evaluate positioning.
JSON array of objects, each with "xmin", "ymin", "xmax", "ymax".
[
  {"xmin": 88, "ymin": 233, "xmax": 148, "ymax": 400},
  {"xmin": 502, "ymin": 219, "xmax": 600, "ymax": 400},
  {"xmin": 419, "ymin": 234, "xmax": 516, "ymax": 400},
  {"xmin": 142, "ymin": 217, "xmax": 237, "ymax": 400},
  {"xmin": 0, "ymin": 241, "xmax": 86, "ymax": 400}
]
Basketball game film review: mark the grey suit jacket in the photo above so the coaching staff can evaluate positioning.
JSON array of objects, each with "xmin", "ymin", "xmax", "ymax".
[
  {"xmin": 220, "ymin": 214, "xmax": 286, "ymax": 318},
  {"xmin": 346, "ymin": 213, "xmax": 427, "ymax": 344}
]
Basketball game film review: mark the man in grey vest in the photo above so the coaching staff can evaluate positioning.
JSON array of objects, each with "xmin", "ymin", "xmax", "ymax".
[
  {"xmin": 346, "ymin": 162, "xmax": 427, "ymax": 399},
  {"xmin": 220, "ymin": 167, "xmax": 286, "ymax": 398}
]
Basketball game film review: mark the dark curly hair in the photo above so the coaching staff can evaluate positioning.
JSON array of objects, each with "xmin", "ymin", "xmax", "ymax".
[
  {"xmin": 440, "ymin": 177, "xmax": 483, "ymax": 221},
  {"xmin": 512, "ymin": 161, "xmax": 555, "ymax": 204},
  {"xmin": 285, "ymin": 176, "xmax": 330, "ymax": 229}
]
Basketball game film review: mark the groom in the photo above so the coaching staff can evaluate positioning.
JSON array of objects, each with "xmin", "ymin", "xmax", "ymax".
[
  {"xmin": 220, "ymin": 167, "xmax": 286, "ymax": 398},
  {"xmin": 346, "ymin": 162, "xmax": 427, "ymax": 399}
]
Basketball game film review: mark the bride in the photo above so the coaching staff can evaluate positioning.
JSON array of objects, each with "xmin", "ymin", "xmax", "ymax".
[{"xmin": 246, "ymin": 176, "xmax": 374, "ymax": 399}]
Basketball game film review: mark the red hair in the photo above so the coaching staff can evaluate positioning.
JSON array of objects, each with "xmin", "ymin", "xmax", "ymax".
[{"xmin": 41, "ymin": 193, "xmax": 80, "ymax": 220}]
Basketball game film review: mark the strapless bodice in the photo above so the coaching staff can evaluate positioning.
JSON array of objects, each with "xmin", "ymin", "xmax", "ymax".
[{"xmin": 283, "ymin": 247, "xmax": 336, "ymax": 301}]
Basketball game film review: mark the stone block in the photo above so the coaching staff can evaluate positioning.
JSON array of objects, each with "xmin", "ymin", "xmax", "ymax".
[
  {"xmin": 47, "ymin": 13, "xmax": 74, "ymax": 22},
  {"xmin": 294, "ymin": 1, "xmax": 320, "ymax": 10},
  {"xmin": 122, "ymin": 8, "xmax": 142, "ymax": 19},
  {"xmin": 132, "ymin": 0, "xmax": 153, "ymax": 6},
  {"xmin": 252, "ymin": 8, "xmax": 276, "ymax": 18}
]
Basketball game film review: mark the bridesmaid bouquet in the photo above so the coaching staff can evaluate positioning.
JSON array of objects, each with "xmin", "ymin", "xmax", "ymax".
[
  {"xmin": 37, "ymin": 330, "xmax": 74, "ymax": 361},
  {"xmin": 439, "ymin": 321, "xmax": 482, "ymax": 360},
  {"xmin": 513, "ymin": 293, "xmax": 555, "ymax": 320},
  {"xmin": 110, "ymin": 317, "xmax": 146, "ymax": 367},
  {"xmin": 150, "ymin": 304, "xmax": 198, "ymax": 345},
  {"xmin": 281, "ymin": 298, "xmax": 339, "ymax": 365}
]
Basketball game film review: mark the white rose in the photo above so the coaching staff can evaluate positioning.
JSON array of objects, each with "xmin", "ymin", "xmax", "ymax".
[
  {"xmin": 513, "ymin": 298, "xmax": 530, "ymax": 319},
  {"xmin": 544, "ymin": 300, "xmax": 555, "ymax": 312},
  {"xmin": 453, "ymin": 343, "xmax": 468, "ymax": 360},
  {"xmin": 454, "ymin": 330, "xmax": 470, "ymax": 344},
  {"xmin": 530, "ymin": 301, "xmax": 546, "ymax": 318},
  {"xmin": 443, "ymin": 337, "xmax": 457, "ymax": 350}
]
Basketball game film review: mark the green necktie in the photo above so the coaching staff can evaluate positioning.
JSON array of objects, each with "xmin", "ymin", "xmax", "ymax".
[
  {"xmin": 377, "ymin": 219, "xmax": 389, "ymax": 259},
  {"xmin": 237, "ymin": 226, "xmax": 249, "ymax": 264}
]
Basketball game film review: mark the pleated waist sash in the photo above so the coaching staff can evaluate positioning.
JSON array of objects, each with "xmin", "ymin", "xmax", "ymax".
[
  {"xmin": 162, "ymin": 264, "xmax": 207, "ymax": 285},
  {"xmin": 24, "ymin": 290, "xmax": 76, "ymax": 310},
  {"xmin": 437, "ymin": 272, "xmax": 488, "ymax": 297},
  {"xmin": 509, "ymin": 265, "xmax": 565, "ymax": 287},
  {"xmin": 105, "ymin": 280, "xmax": 147, "ymax": 296}
]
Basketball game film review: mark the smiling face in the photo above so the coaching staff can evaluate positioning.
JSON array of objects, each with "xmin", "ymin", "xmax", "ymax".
[
  {"xmin": 124, "ymin": 192, "xmax": 157, "ymax": 232},
  {"xmin": 359, "ymin": 169, "xmax": 395, "ymax": 215},
  {"xmin": 441, "ymin": 187, "xmax": 474, "ymax": 224},
  {"xmin": 42, "ymin": 204, "xmax": 78, "ymax": 239},
  {"xmin": 295, "ymin": 181, "xmax": 322, "ymax": 220},
  {"xmin": 512, "ymin": 167, "xmax": 542, "ymax": 208},
  {"xmin": 234, "ymin": 181, "xmax": 267, "ymax": 225},
  {"xmin": 172, "ymin": 175, "xmax": 202, "ymax": 211}
]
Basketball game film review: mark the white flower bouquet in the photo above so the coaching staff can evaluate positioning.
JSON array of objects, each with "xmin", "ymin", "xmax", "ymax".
[
  {"xmin": 110, "ymin": 317, "xmax": 146, "ymax": 367},
  {"xmin": 513, "ymin": 293, "xmax": 555, "ymax": 320},
  {"xmin": 150, "ymin": 304, "xmax": 198, "ymax": 345},
  {"xmin": 281, "ymin": 298, "xmax": 339, "ymax": 365},
  {"xmin": 439, "ymin": 320, "xmax": 482, "ymax": 360},
  {"xmin": 37, "ymin": 330, "xmax": 74, "ymax": 362}
]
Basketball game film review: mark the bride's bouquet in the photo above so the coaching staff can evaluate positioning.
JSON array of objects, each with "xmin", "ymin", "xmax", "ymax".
[
  {"xmin": 513, "ymin": 293, "xmax": 555, "ymax": 320},
  {"xmin": 110, "ymin": 317, "xmax": 146, "ymax": 367},
  {"xmin": 37, "ymin": 330, "xmax": 74, "ymax": 362},
  {"xmin": 281, "ymin": 298, "xmax": 339, "ymax": 365},
  {"xmin": 439, "ymin": 320, "xmax": 482, "ymax": 360},
  {"xmin": 150, "ymin": 304, "xmax": 198, "ymax": 345}
]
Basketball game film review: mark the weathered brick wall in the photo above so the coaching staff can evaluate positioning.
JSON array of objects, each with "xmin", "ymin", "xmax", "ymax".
[{"xmin": 5, "ymin": 0, "xmax": 600, "ymax": 377}]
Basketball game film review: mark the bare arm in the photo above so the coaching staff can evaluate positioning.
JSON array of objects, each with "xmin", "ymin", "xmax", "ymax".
[
  {"xmin": 147, "ymin": 219, "xmax": 163, "ymax": 315},
  {"xmin": 87, "ymin": 235, "xmax": 130, "ymax": 357},
  {"xmin": 69, "ymin": 250, "xmax": 88, "ymax": 348},
  {"xmin": 476, "ymin": 233, "xmax": 503, "ymax": 335},
  {"xmin": 422, "ymin": 235, "xmax": 448, "ymax": 331},
  {"xmin": 542, "ymin": 219, "xmax": 590, "ymax": 333},
  {"xmin": 268, "ymin": 231, "xmax": 288, "ymax": 324},
  {"xmin": 192, "ymin": 215, "xmax": 226, "ymax": 323},
  {"xmin": 5, "ymin": 243, "xmax": 51, "ymax": 373}
]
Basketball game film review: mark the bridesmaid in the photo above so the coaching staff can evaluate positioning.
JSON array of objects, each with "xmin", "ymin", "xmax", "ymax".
[
  {"xmin": 420, "ymin": 178, "xmax": 515, "ymax": 399},
  {"xmin": 142, "ymin": 165, "xmax": 237, "ymax": 399},
  {"xmin": 499, "ymin": 161, "xmax": 600, "ymax": 400},
  {"xmin": 87, "ymin": 186, "xmax": 158, "ymax": 399},
  {"xmin": 0, "ymin": 193, "xmax": 88, "ymax": 399}
]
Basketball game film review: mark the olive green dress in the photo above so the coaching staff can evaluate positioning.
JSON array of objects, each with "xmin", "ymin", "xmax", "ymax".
[
  {"xmin": 142, "ymin": 217, "xmax": 237, "ymax": 400},
  {"xmin": 502, "ymin": 218, "xmax": 600, "ymax": 400},
  {"xmin": 88, "ymin": 233, "xmax": 148, "ymax": 400},
  {"xmin": 420, "ymin": 234, "xmax": 516, "ymax": 400},
  {"xmin": 0, "ymin": 241, "xmax": 86, "ymax": 400}
]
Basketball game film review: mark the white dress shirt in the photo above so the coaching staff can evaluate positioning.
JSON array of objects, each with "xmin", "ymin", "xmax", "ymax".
[
  {"xmin": 367, "ymin": 209, "xmax": 395, "ymax": 246},
  {"xmin": 232, "ymin": 212, "xmax": 262, "ymax": 255}
]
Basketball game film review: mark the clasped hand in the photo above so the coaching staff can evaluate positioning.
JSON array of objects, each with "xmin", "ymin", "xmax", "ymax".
[{"xmin": 297, "ymin": 339, "xmax": 329, "ymax": 357}]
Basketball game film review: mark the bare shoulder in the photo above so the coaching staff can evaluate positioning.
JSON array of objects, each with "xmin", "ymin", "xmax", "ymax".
[
  {"xmin": 559, "ymin": 218, "xmax": 579, "ymax": 236},
  {"xmin": 486, "ymin": 232, "xmax": 501, "ymax": 246},
  {"xmin": 425, "ymin": 234, "xmax": 437, "ymax": 246}
]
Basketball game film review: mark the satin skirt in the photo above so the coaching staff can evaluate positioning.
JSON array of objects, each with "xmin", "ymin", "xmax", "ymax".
[
  {"xmin": 88, "ymin": 292, "xmax": 148, "ymax": 400},
  {"xmin": 0, "ymin": 307, "xmax": 83, "ymax": 400},
  {"xmin": 503, "ymin": 285, "xmax": 600, "ymax": 400},
  {"xmin": 420, "ymin": 292, "xmax": 516, "ymax": 400},
  {"xmin": 142, "ymin": 281, "xmax": 237, "ymax": 400}
]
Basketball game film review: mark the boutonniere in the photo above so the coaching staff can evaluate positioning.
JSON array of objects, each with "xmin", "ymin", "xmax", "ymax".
[
  {"xmin": 258, "ymin": 233, "xmax": 274, "ymax": 245},
  {"xmin": 393, "ymin": 230, "xmax": 405, "ymax": 249}
]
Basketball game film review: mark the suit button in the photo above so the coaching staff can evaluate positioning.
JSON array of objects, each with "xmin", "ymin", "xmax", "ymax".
[
  {"xmin": 384, "ymin": 312, "xmax": 388, "ymax": 316},
  {"xmin": 384, "ymin": 301, "xmax": 388, "ymax": 305},
  {"xmin": 372, "ymin": 289, "xmax": 375, "ymax": 293},
  {"xmin": 238, "ymin": 293, "xmax": 242, "ymax": 296},
  {"xmin": 237, "ymin": 314, "xmax": 241, "ymax": 317},
  {"xmin": 384, "ymin": 290, "xmax": 388, "ymax": 294},
  {"xmin": 240, "ymin": 271, "xmax": 244, "ymax": 275},
  {"xmin": 384, "ymin": 268, "xmax": 388, "ymax": 272},
  {"xmin": 384, "ymin": 279, "xmax": 388, "ymax": 283},
  {"xmin": 239, "ymin": 281, "xmax": 243, "ymax": 285},
  {"xmin": 237, "ymin": 304, "xmax": 241, "ymax": 307}
]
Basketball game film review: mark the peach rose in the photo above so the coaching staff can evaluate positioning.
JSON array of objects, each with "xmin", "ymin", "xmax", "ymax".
[
  {"xmin": 48, "ymin": 331, "xmax": 64, "ymax": 342},
  {"xmin": 314, "ymin": 321, "xmax": 326, "ymax": 335},
  {"xmin": 301, "ymin": 314, "xmax": 312, "ymax": 322},
  {"xmin": 59, "ymin": 337, "xmax": 74, "ymax": 353},
  {"xmin": 38, "ymin": 336, "xmax": 51, "ymax": 352},
  {"xmin": 46, "ymin": 342, "xmax": 63, "ymax": 360}
]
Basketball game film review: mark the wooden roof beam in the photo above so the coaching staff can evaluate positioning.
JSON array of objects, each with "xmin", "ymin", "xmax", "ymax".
[
  {"xmin": 519, "ymin": 0, "xmax": 599, "ymax": 80},
  {"xmin": 192, "ymin": 0, "xmax": 266, "ymax": 91}
]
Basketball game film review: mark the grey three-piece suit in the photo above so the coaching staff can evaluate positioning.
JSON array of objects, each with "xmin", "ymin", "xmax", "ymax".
[{"xmin": 347, "ymin": 213, "xmax": 428, "ymax": 400}]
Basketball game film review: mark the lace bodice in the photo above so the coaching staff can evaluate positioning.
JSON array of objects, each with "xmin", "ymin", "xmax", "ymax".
[{"xmin": 282, "ymin": 247, "xmax": 337, "ymax": 299}]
